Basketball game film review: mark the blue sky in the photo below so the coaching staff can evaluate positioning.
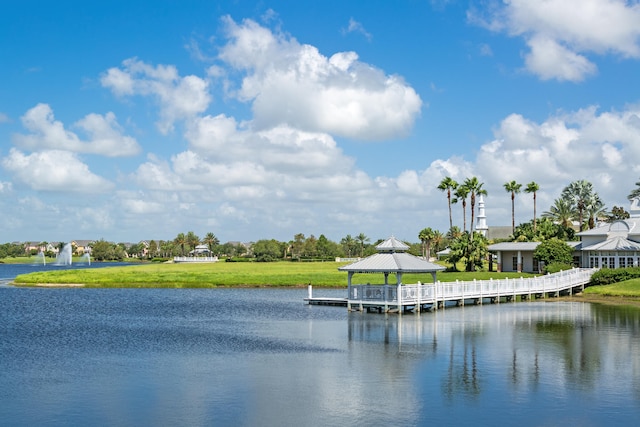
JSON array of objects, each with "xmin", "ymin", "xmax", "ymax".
[{"xmin": 2, "ymin": 0, "xmax": 640, "ymax": 244}]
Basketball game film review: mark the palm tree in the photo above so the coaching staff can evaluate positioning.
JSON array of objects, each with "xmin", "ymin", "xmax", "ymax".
[
  {"xmin": 340, "ymin": 234, "xmax": 356, "ymax": 257},
  {"xmin": 585, "ymin": 194, "xmax": 606, "ymax": 229},
  {"xmin": 503, "ymin": 180, "xmax": 522, "ymax": 235},
  {"xmin": 438, "ymin": 177, "xmax": 458, "ymax": 231},
  {"xmin": 628, "ymin": 178, "xmax": 640, "ymax": 201},
  {"xmin": 524, "ymin": 181, "xmax": 540, "ymax": 233},
  {"xmin": 561, "ymin": 180, "xmax": 594, "ymax": 231},
  {"xmin": 418, "ymin": 227, "xmax": 435, "ymax": 259},
  {"xmin": 356, "ymin": 232, "xmax": 369, "ymax": 257},
  {"xmin": 174, "ymin": 233, "xmax": 187, "ymax": 256},
  {"xmin": 542, "ymin": 198, "xmax": 575, "ymax": 229},
  {"xmin": 186, "ymin": 231, "xmax": 200, "ymax": 255},
  {"xmin": 203, "ymin": 232, "xmax": 220, "ymax": 255},
  {"xmin": 465, "ymin": 176, "xmax": 487, "ymax": 237},
  {"xmin": 452, "ymin": 185, "xmax": 470, "ymax": 233}
]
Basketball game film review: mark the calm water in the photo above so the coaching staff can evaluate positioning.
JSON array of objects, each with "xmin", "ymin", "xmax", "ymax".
[{"xmin": 1, "ymin": 265, "xmax": 640, "ymax": 426}]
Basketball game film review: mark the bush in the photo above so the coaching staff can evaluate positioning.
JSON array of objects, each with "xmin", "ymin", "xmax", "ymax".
[
  {"xmin": 589, "ymin": 267, "xmax": 640, "ymax": 286},
  {"xmin": 544, "ymin": 262, "xmax": 574, "ymax": 274}
]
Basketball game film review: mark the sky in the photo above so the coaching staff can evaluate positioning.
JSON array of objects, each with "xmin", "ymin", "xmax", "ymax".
[{"xmin": 2, "ymin": 0, "xmax": 640, "ymax": 245}]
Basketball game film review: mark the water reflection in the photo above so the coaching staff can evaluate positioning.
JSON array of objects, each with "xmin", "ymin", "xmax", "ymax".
[
  {"xmin": 347, "ymin": 301, "xmax": 640, "ymax": 421},
  {"xmin": 3, "ymin": 287, "xmax": 640, "ymax": 426}
]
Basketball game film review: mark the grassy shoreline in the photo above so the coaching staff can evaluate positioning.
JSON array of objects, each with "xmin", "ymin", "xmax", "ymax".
[{"xmin": 11, "ymin": 261, "xmax": 536, "ymax": 288}]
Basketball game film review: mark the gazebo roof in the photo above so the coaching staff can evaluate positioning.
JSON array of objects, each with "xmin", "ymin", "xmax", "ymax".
[{"xmin": 339, "ymin": 236, "xmax": 445, "ymax": 274}]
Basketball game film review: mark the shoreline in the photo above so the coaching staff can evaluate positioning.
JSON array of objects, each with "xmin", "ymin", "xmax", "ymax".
[{"xmin": 559, "ymin": 292, "xmax": 640, "ymax": 307}]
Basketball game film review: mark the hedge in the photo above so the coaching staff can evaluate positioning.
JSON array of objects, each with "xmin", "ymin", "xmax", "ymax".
[{"xmin": 589, "ymin": 267, "xmax": 640, "ymax": 286}]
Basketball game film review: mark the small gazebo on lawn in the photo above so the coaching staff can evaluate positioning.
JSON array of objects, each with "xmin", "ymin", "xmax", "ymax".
[{"xmin": 339, "ymin": 236, "xmax": 445, "ymax": 313}]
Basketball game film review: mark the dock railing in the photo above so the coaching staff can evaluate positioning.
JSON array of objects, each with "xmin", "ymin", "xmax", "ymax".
[{"xmin": 348, "ymin": 268, "xmax": 597, "ymax": 308}]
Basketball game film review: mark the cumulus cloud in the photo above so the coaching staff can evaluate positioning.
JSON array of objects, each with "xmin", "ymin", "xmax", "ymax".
[
  {"xmin": 469, "ymin": 105, "xmax": 640, "ymax": 216},
  {"xmin": 218, "ymin": 16, "xmax": 422, "ymax": 140},
  {"xmin": 101, "ymin": 58, "xmax": 211, "ymax": 134},
  {"xmin": 470, "ymin": 0, "xmax": 640, "ymax": 81},
  {"xmin": 1, "ymin": 148, "xmax": 114, "ymax": 193},
  {"xmin": 13, "ymin": 103, "xmax": 140, "ymax": 157}
]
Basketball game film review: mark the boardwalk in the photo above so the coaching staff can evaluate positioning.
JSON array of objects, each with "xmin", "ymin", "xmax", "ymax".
[{"xmin": 305, "ymin": 268, "xmax": 597, "ymax": 313}]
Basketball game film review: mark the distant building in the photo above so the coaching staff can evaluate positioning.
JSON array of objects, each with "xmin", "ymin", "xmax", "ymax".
[{"xmin": 488, "ymin": 198, "xmax": 640, "ymax": 273}]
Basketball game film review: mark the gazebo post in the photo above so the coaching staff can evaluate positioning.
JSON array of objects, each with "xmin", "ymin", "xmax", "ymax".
[
  {"xmin": 347, "ymin": 272, "xmax": 353, "ymax": 311},
  {"xmin": 397, "ymin": 272, "xmax": 403, "ymax": 314}
]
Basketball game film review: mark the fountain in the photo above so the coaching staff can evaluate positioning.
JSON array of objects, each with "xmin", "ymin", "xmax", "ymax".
[
  {"xmin": 80, "ymin": 253, "xmax": 91, "ymax": 265},
  {"xmin": 33, "ymin": 251, "xmax": 46, "ymax": 266},
  {"xmin": 55, "ymin": 243, "xmax": 73, "ymax": 265}
]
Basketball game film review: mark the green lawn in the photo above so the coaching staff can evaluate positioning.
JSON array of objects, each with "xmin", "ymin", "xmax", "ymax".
[
  {"xmin": 584, "ymin": 278, "xmax": 640, "ymax": 297},
  {"xmin": 12, "ymin": 261, "xmax": 537, "ymax": 288}
]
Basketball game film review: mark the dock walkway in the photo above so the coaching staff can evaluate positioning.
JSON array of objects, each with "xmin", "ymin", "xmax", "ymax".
[{"xmin": 305, "ymin": 268, "xmax": 597, "ymax": 313}]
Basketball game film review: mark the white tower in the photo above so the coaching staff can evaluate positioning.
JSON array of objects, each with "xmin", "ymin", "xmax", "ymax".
[{"xmin": 475, "ymin": 195, "xmax": 488, "ymax": 237}]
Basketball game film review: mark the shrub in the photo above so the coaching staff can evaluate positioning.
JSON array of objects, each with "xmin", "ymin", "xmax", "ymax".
[
  {"xmin": 544, "ymin": 262, "xmax": 573, "ymax": 274},
  {"xmin": 589, "ymin": 267, "xmax": 640, "ymax": 286}
]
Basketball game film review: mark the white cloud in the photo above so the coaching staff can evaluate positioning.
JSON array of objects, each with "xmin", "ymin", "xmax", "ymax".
[
  {"xmin": 471, "ymin": 0, "xmax": 640, "ymax": 81},
  {"xmin": 1, "ymin": 148, "xmax": 114, "ymax": 193},
  {"xmin": 0, "ymin": 181, "xmax": 12, "ymax": 193},
  {"xmin": 0, "ymin": 112, "xmax": 10, "ymax": 123},
  {"xmin": 218, "ymin": 16, "xmax": 422, "ymax": 140},
  {"xmin": 469, "ymin": 105, "xmax": 640, "ymax": 224},
  {"xmin": 101, "ymin": 58, "xmax": 211, "ymax": 134},
  {"xmin": 13, "ymin": 103, "xmax": 140, "ymax": 157},
  {"xmin": 342, "ymin": 18, "xmax": 373, "ymax": 41}
]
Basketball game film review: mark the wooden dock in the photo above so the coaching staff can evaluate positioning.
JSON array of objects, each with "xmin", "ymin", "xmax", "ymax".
[{"xmin": 305, "ymin": 268, "xmax": 597, "ymax": 313}]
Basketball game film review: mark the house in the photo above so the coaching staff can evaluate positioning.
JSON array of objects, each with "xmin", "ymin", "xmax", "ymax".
[{"xmin": 488, "ymin": 198, "xmax": 640, "ymax": 273}]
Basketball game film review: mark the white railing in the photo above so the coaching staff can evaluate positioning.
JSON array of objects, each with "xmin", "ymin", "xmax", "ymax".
[
  {"xmin": 348, "ymin": 268, "xmax": 597, "ymax": 306},
  {"xmin": 173, "ymin": 256, "xmax": 219, "ymax": 263}
]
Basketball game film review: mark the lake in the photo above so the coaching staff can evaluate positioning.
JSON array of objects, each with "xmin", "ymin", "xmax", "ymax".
[{"xmin": 1, "ymin": 264, "xmax": 640, "ymax": 426}]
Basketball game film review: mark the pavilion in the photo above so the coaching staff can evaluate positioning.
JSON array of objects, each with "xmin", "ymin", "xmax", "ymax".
[{"xmin": 339, "ymin": 236, "xmax": 445, "ymax": 312}]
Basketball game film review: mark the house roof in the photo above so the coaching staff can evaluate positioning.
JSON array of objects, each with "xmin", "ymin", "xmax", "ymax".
[
  {"xmin": 488, "ymin": 241, "xmax": 582, "ymax": 251},
  {"xmin": 339, "ymin": 236, "xmax": 444, "ymax": 273},
  {"xmin": 577, "ymin": 219, "xmax": 640, "ymax": 236},
  {"xmin": 581, "ymin": 236, "xmax": 640, "ymax": 251}
]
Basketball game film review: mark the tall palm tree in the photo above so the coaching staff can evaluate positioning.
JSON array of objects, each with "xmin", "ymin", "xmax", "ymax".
[
  {"xmin": 203, "ymin": 232, "xmax": 220, "ymax": 255},
  {"xmin": 356, "ymin": 232, "xmax": 369, "ymax": 257},
  {"xmin": 186, "ymin": 231, "xmax": 200, "ymax": 255},
  {"xmin": 503, "ymin": 180, "xmax": 522, "ymax": 235},
  {"xmin": 542, "ymin": 198, "xmax": 575, "ymax": 229},
  {"xmin": 174, "ymin": 233, "xmax": 187, "ymax": 256},
  {"xmin": 418, "ymin": 227, "xmax": 435, "ymax": 259},
  {"xmin": 452, "ymin": 185, "xmax": 470, "ymax": 233},
  {"xmin": 438, "ymin": 177, "xmax": 458, "ymax": 231},
  {"xmin": 465, "ymin": 176, "xmax": 487, "ymax": 237},
  {"xmin": 524, "ymin": 181, "xmax": 540, "ymax": 233},
  {"xmin": 340, "ymin": 234, "xmax": 356, "ymax": 257},
  {"xmin": 628, "ymin": 178, "xmax": 640, "ymax": 201},
  {"xmin": 561, "ymin": 180, "xmax": 594, "ymax": 231}
]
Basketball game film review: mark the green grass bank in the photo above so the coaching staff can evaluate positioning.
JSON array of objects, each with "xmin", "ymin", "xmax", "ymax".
[{"xmin": 12, "ymin": 261, "xmax": 536, "ymax": 288}]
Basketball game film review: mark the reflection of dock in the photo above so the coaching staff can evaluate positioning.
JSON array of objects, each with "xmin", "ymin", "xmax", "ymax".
[{"xmin": 305, "ymin": 268, "xmax": 596, "ymax": 314}]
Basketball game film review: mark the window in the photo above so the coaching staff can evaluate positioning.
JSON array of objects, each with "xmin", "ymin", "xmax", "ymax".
[
  {"xmin": 602, "ymin": 257, "xmax": 608, "ymax": 268},
  {"xmin": 590, "ymin": 257, "xmax": 599, "ymax": 268},
  {"xmin": 628, "ymin": 257, "xmax": 634, "ymax": 267},
  {"xmin": 512, "ymin": 256, "xmax": 518, "ymax": 271},
  {"xmin": 533, "ymin": 258, "xmax": 539, "ymax": 273},
  {"xmin": 620, "ymin": 257, "xmax": 626, "ymax": 268},
  {"xmin": 609, "ymin": 257, "xmax": 616, "ymax": 269}
]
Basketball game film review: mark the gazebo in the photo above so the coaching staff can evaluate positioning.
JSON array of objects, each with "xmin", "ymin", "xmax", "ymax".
[{"xmin": 338, "ymin": 236, "xmax": 445, "ymax": 312}]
